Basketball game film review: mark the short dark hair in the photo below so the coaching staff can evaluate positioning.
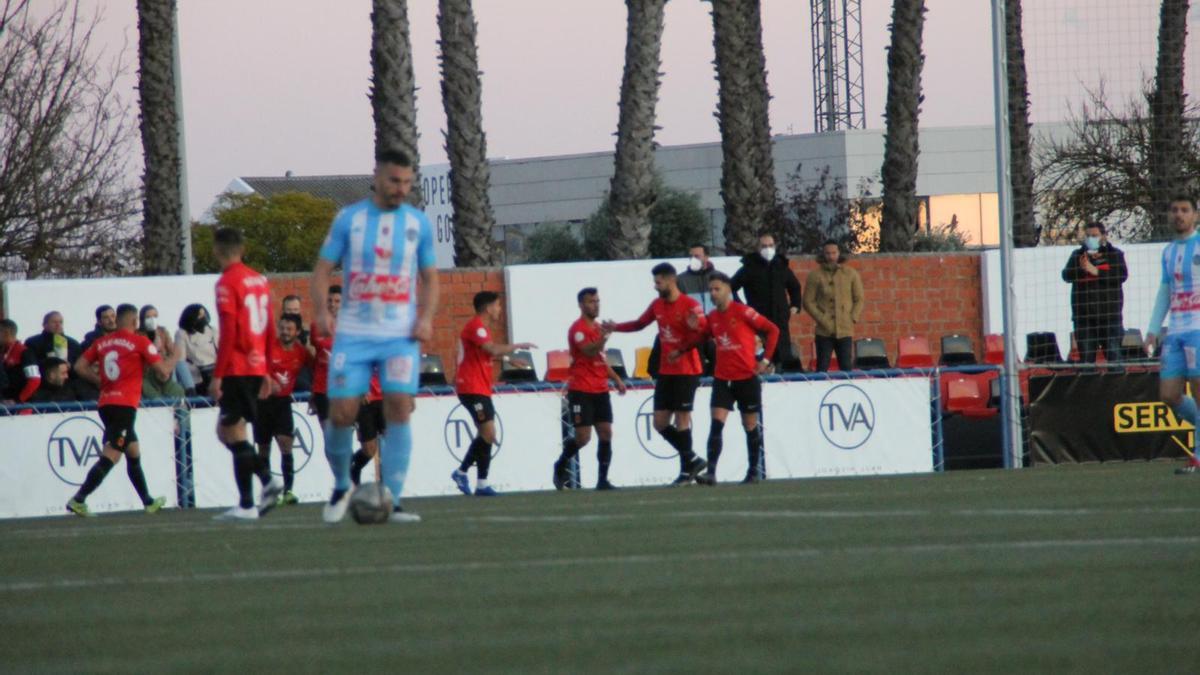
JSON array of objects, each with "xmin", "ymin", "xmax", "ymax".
[
  {"xmin": 757, "ymin": 231, "xmax": 776, "ymax": 241},
  {"xmin": 577, "ymin": 287, "xmax": 598, "ymax": 303},
  {"xmin": 1171, "ymin": 194, "xmax": 1197, "ymax": 209},
  {"xmin": 1083, "ymin": 221, "xmax": 1106, "ymax": 234},
  {"xmin": 328, "ymin": 284, "xmax": 342, "ymax": 296},
  {"xmin": 0, "ymin": 318, "xmax": 17, "ymax": 334},
  {"xmin": 689, "ymin": 244, "xmax": 709, "ymax": 255},
  {"xmin": 40, "ymin": 357, "xmax": 67, "ymax": 377},
  {"xmin": 707, "ymin": 271, "xmax": 733, "ymax": 286},
  {"xmin": 375, "ymin": 149, "xmax": 413, "ymax": 167},
  {"xmin": 279, "ymin": 313, "xmax": 303, "ymax": 332},
  {"xmin": 821, "ymin": 239, "xmax": 840, "ymax": 249},
  {"xmin": 473, "ymin": 291, "xmax": 500, "ymax": 312},
  {"xmin": 282, "ymin": 294, "xmax": 302, "ymax": 306},
  {"xmin": 116, "ymin": 304, "xmax": 139, "ymax": 321},
  {"xmin": 42, "ymin": 311, "xmax": 60, "ymax": 326},
  {"xmin": 651, "ymin": 262, "xmax": 677, "ymax": 278},
  {"xmin": 213, "ymin": 227, "xmax": 245, "ymax": 256},
  {"xmin": 94, "ymin": 305, "xmax": 114, "ymax": 321}
]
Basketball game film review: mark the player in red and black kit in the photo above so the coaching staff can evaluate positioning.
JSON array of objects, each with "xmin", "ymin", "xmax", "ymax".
[
  {"xmin": 673, "ymin": 272, "xmax": 778, "ymax": 485},
  {"xmin": 348, "ymin": 373, "xmax": 385, "ymax": 486},
  {"xmin": 307, "ymin": 285, "xmax": 341, "ymax": 426},
  {"xmin": 66, "ymin": 304, "xmax": 179, "ymax": 517},
  {"xmin": 254, "ymin": 313, "xmax": 315, "ymax": 505},
  {"xmin": 451, "ymin": 291, "xmax": 537, "ymax": 496},
  {"xmin": 553, "ymin": 287, "xmax": 627, "ymax": 491},
  {"xmin": 0, "ymin": 319, "xmax": 40, "ymax": 404},
  {"xmin": 210, "ymin": 227, "xmax": 283, "ymax": 521},
  {"xmin": 604, "ymin": 262, "xmax": 708, "ymax": 485}
]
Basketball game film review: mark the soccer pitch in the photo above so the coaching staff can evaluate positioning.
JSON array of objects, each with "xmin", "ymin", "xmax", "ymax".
[{"xmin": 2, "ymin": 462, "xmax": 1197, "ymax": 673}]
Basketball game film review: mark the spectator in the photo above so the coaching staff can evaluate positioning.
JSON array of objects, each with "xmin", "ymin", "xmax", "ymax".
[
  {"xmin": 80, "ymin": 305, "xmax": 116, "ymax": 352},
  {"xmin": 1, "ymin": 319, "xmax": 40, "ymax": 404},
  {"xmin": 29, "ymin": 357, "xmax": 87, "ymax": 405},
  {"xmin": 281, "ymin": 294, "xmax": 308, "ymax": 343},
  {"xmin": 803, "ymin": 240, "xmax": 865, "ymax": 372},
  {"xmin": 1061, "ymin": 221, "xmax": 1128, "ymax": 363},
  {"xmin": 24, "ymin": 311, "xmax": 82, "ymax": 367},
  {"xmin": 674, "ymin": 243, "xmax": 717, "ymax": 375},
  {"xmin": 139, "ymin": 305, "xmax": 187, "ymax": 398},
  {"xmin": 731, "ymin": 233, "xmax": 803, "ymax": 370},
  {"xmin": 174, "ymin": 303, "xmax": 219, "ymax": 394}
]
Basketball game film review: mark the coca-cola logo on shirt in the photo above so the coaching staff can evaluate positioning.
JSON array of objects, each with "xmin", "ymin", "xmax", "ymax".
[{"xmin": 348, "ymin": 272, "xmax": 411, "ymax": 302}]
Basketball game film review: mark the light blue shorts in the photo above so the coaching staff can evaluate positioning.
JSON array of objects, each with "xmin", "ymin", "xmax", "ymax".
[
  {"xmin": 1160, "ymin": 330, "xmax": 1200, "ymax": 379},
  {"xmin": 327, "ymin": 334, "xmax": 420, "ymax": 398}
]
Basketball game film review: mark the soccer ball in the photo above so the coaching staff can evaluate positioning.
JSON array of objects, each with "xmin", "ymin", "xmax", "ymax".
[{"xmin": 349, "ymin": 482, "xmax": 394, "ymax": 525}]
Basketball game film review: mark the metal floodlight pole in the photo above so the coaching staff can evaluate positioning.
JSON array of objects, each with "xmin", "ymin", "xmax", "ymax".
[
  {"xmin": 990, "ymin": 0, "xmax": 1023, "ymax": 469},
  {"xmin": 173, "ymin": 4, "xmax": 193, "ymax": 275}
]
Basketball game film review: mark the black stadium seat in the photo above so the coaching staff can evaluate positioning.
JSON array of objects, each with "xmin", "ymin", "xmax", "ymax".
[
  {"xmin": 940, "ymin": 334, "xmax": 976, "ymax": 366},
  {"xmin": 853, "ymin": 338, "xmax": 889, "ymax": 369},
  {"xmin": 1025, "ymin": 332, "xmax": 1062, "ymax": 364},
  {"xmin": 419, "ymin": 353, "xmax": 447, "ymax": 386}
]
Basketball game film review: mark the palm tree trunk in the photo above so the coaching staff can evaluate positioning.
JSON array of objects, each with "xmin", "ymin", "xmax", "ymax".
[
  {"xmin": 372, "ymin": 0, "xmax": 423, "ymax": 207},
  {"xmin": 742, "ymin": 0, "xmax": 777, "ymax": 211},
  {"xmin": 137, "ymin": 0, "xmax": 183, "ymax": 274},
  {"xmin": 1006, "ymin": 0, "xmax": 1037, "ymax": 247},
  {"xmin": 1149, "ymin": 0, "xmax": 1190, "ymax": 239},
  {"xmin": 438, "ymin": 0, "xmax": 501, "ymax": 267},
  {"xmin": 711, "ymin": 0, "xmax": 760, "ymax": 255},
  {"xmin": 608, "ymin": 0, "xmax": 667, "ymax": 260},
  {"xmin": 879, "ymin": 0, "xmax": 926, "ymax": 252}
]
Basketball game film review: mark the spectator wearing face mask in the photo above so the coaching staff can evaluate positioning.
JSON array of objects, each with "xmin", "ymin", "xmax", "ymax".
[
  {"xmin": 1062, "ymin": 222, "xmax": 1128, "ymax": 363},
  {"xmin": 175, "ymin": 303, "xmax": 219, "ymax": 394},
  {"xmin": 138, "ymin": 305, "xmax": 186, "ymax": 399},
  {"xmin": 673, "ymin": 243, "xmax": 717, "ymax": 376},
  {"xmin": 731, "ymin": 233, "xmax": 803, "ymax": 370}
]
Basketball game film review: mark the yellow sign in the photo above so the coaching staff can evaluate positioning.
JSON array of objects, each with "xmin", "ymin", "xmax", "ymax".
[{"xmin": 1113, "ymin": 402, "xmax": 1193, "ymax": 433}]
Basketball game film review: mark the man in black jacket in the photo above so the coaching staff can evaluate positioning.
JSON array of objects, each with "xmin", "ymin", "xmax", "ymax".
[
  {"xmin": 1061, "ymin": 222, "xmax": 1128, "ymax": 363},
  {"xmin": 29, "ymin": 357, "xmax": 88, "ymax": 406},
  {"xmin": 731, "ymin": 233, "xmax": 803, "ymax": 369},
  {"xmin": 81, "ymin": 305, "xmax": 116, "ymax": 352}
]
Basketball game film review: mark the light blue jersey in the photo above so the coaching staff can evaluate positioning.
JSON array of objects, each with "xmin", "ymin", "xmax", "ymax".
[
  {"xmin": 318, "ymin": 199, "xmax": 436, "ymax": 338},
  {"xmin": 1155, "ymin": 232, "xmax": 1200, "ymax": 378}
]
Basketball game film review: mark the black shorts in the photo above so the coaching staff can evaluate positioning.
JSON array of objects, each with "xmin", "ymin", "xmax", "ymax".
[
  {"xmin": 356, "ymin": 400, "xmax": 386, "ymax": 443},
  {"xmin": 711, "ymin": 377, "xmax": 763, "ymax": 413},
  {"xmin": 654, "ymin": 374, "xmax": 700, "ymax": 412},
  {"xmin": 567, "ymin": 390, "xmax": 613, "ymax": 427},
  {"xmin": 310, "ymin": 392, "xmax": 329, "ymax": 422},
  {"xmin": 457, "ymin": 394, "xmax": 496, "ymax": 425},
  {"xmin": 99, "ymin": 405, "xmax": 137, "ymax": 449},
  {"xmin": 253, "ymin": 396, "xmax": 295, "ymax": 444},
  {"xmin": 219, "ymin": 376, "xmax": 262, "ymax": 427}
]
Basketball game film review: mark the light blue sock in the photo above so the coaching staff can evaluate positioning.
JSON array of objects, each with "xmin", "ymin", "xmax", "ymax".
[
  {"xmin": 1171, "ymin": 396, "xmax": 1198, "ymax": 426},
  {"xmin": 381, "ymin": 422, "xmax": 413, "ymax": 506},
  {"xmin": 324, "ymin": 424, "xmax": 354, "ymax": 492}
]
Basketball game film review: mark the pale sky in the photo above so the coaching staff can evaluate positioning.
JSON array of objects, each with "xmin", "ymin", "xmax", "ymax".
[{"xmin": 66, "ymin": 0, "xmax": 1199, "ymax": 219}]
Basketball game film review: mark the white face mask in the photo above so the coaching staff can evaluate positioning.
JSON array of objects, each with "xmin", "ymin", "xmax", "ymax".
[
  {"xmin": 144, "ymin": 317, "xmax": 158, "ymax": 332},
  {"xmin": 687, "ymin": 256, "xmax": 703, "ymax": 272},
  {"xmin": 760, "ymin": 247, "xmax": 776, "ymax": 262}
]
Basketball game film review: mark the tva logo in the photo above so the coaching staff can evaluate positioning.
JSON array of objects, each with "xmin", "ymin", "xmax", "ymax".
[
  {"xmin": 46, "ymin": 416, "xmax": 106, "ymax": 486},
  {"xmin": 443, "ymin": 404, "xmax": 503, "ymax": 462},
  {"xmin": 818, "ymin": 384, "xmax": 875, "ymax": 450}
]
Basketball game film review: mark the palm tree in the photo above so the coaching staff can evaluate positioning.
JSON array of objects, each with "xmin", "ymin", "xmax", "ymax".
[
  {"xmin": 137, "ymin": 0, "xmax": 183, "ymax": 274},
  {"xmin": 438, "ymin": 0, "xmax": 501, "ymax": 267},
  {"xmin": 1149, "ymin": 0, "xmax": 1190, "ymax": 239},
  {"xmin": 1006, "ymin": 0, "xmax": 1037, "ymax": 247},
  {"xmin": 608, "ymin": 0, "xmax": 668, "ymax": 260},
  {"xmin": 371, "ymin": 0, "xmax": 423, "ymax": 207},
  {"xmin": 879, "ymin": 0, "xmax": 926, "ymax": 252},
  {"xmin": 742, "ymin": 0, "xmax": 777, "ymax": 214},
  {"xmin": 710, "ymin": 0, "xmax": 760, "ymax": 254}
]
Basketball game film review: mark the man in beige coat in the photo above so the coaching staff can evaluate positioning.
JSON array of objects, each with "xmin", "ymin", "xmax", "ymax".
[{"xmin": 803, "ymin": 240, "xmax": 864, "ymax": 371}]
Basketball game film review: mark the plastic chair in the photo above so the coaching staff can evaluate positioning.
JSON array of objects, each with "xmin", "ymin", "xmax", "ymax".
[
  {"xmin": 543, "ymin": 350, "xmax": 571, "ymax": 383},
  {"xmin": 419, "ymin": 353, "xmax": 447, "ymax": 386},
  {"xmin": 897, "ymin": 336, "xmax": 934, "ymax": 368},
  {"xmin": 605, "ymin": 348, "xmax": 628, "ymax": 379},
  {"xmin": 853, "ymin": 338, "xmax": 890, "ymax": 369},
  {"xmin": 633, "ymin": 346, "xmax": 653, "ymax": 379},
  {"xmin": 939, "ymin": 334, "xmax": 976, "ymax": 366},
  {"xmin": 984, "ymin": 334, "xmax": 1005, "ymax": 365}
]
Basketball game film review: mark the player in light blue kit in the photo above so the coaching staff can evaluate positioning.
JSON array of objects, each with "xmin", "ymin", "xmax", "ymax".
[
  {"xmin": 311, "ymin": 150, "xmax": 439, "ymax": 522},
  {"xmin": 1145, "ymin": 194, "xmax": 1200, "ymax": 475}
]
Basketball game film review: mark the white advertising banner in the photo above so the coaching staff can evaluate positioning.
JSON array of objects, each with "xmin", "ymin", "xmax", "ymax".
[{"xmin": 0, "ymin": 407, "xmax": 179, "ymax": 518}]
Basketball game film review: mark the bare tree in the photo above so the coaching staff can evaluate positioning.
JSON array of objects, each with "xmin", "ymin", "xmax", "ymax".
[
  {"xmin": 371, "ymin": 0, "xmax": 423, "ymax": 207},
  {"xmin": 879, "ymin": 0, "xmax": 926, "ymax": 252},
  {"xmin": 0, "ymin": 0, "xmax": 140, "ymax": 278},
  {"xmin": 137, "ymin": 0, "xmax": 183, "ymax": 274},
  {"xmin": 438, "ymin": 0, "xmax": 501, "ymax": 268},
  {"xmin": 1149, "ymin": 0, "xmax": 1190, "ymax": 239},
  {"xmin": 607, "ymin": 0, "xmax": 667, "ymax": 260},
  {"xmin": 1006, "ymin": 0, "xmax": 1037, "ymax": 247}
]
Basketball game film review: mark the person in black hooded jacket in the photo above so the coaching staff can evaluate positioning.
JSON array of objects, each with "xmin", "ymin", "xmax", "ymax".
[{"xmin": 731, "ymin": 233, "xmax": 803, "ymax": 369}]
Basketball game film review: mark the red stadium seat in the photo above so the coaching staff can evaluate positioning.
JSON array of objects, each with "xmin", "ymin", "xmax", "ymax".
[
  {"xmin": 544, "ymin": 350, "xmax": 571, "ymax": 383},
  {"xmin": 897, "ymin": 335, "xmax": 934, "ymax": 368},
  {"xmin": 941, "ymin": 373, "xmax": 990, "ymax": 413},
  {"xmin": 984, "ymin": 334, "xmax": 1005, "ymax": 365}
]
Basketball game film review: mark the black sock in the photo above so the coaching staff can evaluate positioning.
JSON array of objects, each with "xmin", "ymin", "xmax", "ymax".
[
  {"xmin": 474, "ymin": 437, "xmax": 492, "ymax": 480},
  {"xmin": 679, "ymin": 427, "xmax": 696, "ymax": 464},
  {"xmin": 281, "ymin": 452, "xmax": 295, "ymax": 491},
  {"xmin": 558, "ymin": 438, "xmax": 581, "ymax": 466},
  {"xmin": 74, "ymin": 456, "xmax": 114, "ymax": 502},
  {"xmin": 746, "ymin": 425, "xmax": 764, "ymax": 478},
  {"xmin": 463, "ymin": 436, "xmax": 487, "ymax": 475},
  {"xmin": 658, "ymin": 425, "xmax": 685, "ymax": 470},
  {"xmin": 707, "ymin": 419, "xmax": 725, "ymax": 476},
  {"xmin": 351, "ymin": 449, "xmax": 371, "ymax": 478},
  {"xmin": 226, "ymin": 441, "xmax": 256, "ymax": 509},
  {"xmin": 597, "ymin": 439, "xmax": 612, "ymax": 483},
  {"xmin": 125, "ymin": 456, "xmax": 153, "ymax": 505}
]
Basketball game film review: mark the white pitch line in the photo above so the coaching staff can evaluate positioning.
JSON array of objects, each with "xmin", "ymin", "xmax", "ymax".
[{"xmin": 1, "ymin": 536, "xmax": 1197, "ymax": 593}]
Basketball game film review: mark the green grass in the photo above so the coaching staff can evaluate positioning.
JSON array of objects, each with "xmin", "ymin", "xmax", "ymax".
[{"xmin": 2, "ymin": 462, "xmax": 1198, "ymax": 674}]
